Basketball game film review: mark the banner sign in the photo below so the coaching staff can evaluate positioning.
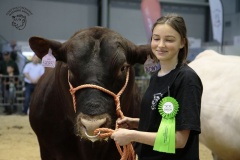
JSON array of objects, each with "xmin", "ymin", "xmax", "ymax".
[
  {"xmin": 209, "ymin": 0, "xmax": 223, "ymax": 44},
  {"xmin": 141, "ymin": 0, "xmax": 161, "ymax": 41}
]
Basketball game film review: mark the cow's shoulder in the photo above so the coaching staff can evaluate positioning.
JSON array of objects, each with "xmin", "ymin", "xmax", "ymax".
[
  {"xmin": 194, "ymin": 49, "xmax": 240, "ymax": 63},
  {"xmin": 194, "ymin": 49, "xmax": 219, "ymax": 60}
]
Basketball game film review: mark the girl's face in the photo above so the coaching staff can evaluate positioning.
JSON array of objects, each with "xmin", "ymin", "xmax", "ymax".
[{"xmin": 151, "ymin": 24, "xmax": 184, "ymax": 63}]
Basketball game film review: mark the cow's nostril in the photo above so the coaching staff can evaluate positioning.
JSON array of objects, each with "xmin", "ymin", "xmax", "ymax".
[
  {"xmin": 81, "ymin": 118, "xmax": 107, "ymax": 136},
  {"xmin": 100, "ymin": 124, "xmax": 105, "ymax": 128}
]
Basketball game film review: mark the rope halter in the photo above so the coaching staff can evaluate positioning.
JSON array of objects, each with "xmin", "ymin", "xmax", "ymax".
[
  {"xmin": 67, "ymin": 67, "xmax": 135, "ymax": 160},
  {"xmin": 68, "ymin": 68, "xmax": 129, "ymax": 115}
]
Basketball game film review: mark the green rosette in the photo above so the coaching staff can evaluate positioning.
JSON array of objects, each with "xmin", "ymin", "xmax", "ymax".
[{"xmin": 153, "ymin": 96, "xmax": 179, "ymax": 154}]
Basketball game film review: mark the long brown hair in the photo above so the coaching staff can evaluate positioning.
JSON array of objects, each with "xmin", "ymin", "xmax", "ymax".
[{"xmin": 150, "ymin": 13, "xmax": 188, "ymax": 64}]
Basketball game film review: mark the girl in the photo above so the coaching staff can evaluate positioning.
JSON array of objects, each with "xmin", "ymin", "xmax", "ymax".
[{"xmin": 111, "ymin": 13, "xmax": 203, "ymax": 160}]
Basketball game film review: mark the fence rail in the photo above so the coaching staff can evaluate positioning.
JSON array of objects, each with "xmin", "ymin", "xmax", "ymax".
[
  {"xmin": 135, "ymin": 76, "xmax": 150, "ymax": 96},
  {"xmin": 0, "ymin": 75, "xmax": 25, "ymax": 112},
  {"xmin": 0, "ymin": 75, "xmax": 150, "ymax": 114}
]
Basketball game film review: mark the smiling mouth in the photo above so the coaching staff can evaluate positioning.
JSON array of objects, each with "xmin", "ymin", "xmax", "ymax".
[{"xmin": 157, "ymin": 50, "xmax": 167, "ymax": 54}]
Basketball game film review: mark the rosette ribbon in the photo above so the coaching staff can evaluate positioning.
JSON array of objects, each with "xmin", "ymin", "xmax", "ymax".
[{"xmin": 153, "ymin": 96, "xmax": 179, "ymax": 153}]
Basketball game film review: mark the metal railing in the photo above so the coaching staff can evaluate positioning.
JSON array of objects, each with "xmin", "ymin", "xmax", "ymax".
[
  {"xmin": 135, "ymin": 76, "xmax": 150, "ymax": 96},
  {"xmin": 0, "ymin": 75, "xmax": 150, "ymax": 113},
  {"xmin": 0, "ymin": 75, "xmax": 25, "ymax": 109}
]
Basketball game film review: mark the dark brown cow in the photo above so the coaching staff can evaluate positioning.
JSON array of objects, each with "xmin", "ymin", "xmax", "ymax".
[{"xmin": 29, "ymin": 26, "xmax": 150, "ymax": 160}]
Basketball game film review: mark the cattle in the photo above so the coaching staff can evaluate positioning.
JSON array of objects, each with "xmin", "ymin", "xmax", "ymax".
[
  {"xmin": 28, "ymin": 26, "xmax": 151, "ymax": 160},
  {"xmin": 189, "ymin": 50, "xmax": 240, "ymax": 160}
]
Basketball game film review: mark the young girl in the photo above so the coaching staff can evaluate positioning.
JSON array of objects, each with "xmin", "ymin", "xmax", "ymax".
[
  {"xmin": 3, "ymin": 64, "xmax": 18, "ymax": 114},
  {"xmin": 111, "ymin": 13, "xmax": 203, "ymax": 160}
]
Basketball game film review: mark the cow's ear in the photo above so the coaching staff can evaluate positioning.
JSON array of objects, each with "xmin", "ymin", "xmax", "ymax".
[
  {"xmin": 126, "ymin": 40, "xmax": 151, "ymax": 65},
  {"xmin": 29, "ymin": 37, "xmax": 65, "ymax": 61}
]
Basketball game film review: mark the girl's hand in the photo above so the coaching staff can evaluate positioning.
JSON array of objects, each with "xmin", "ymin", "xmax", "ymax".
[
  {"xmin": 111, "ymin": 128, "xmax": 133, "ymax": 146},
  {"xmin": 117, "ymin": 117, "xmax": 139, "ymax": 129}
]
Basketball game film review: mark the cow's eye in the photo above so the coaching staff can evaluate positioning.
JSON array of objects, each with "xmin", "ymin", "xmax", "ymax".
[
  {"xmin": 120, "ymin": 65, "xmax": 129, "ymax": 72},
  {"xmin": 120, "ymin": 66, "xmax": 126, "ymax": 72}
]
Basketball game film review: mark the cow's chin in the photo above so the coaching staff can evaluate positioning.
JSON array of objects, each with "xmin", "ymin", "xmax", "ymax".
[{"xmin": 75, "ymin": 113, "xmax": 113, "ymax": 142}]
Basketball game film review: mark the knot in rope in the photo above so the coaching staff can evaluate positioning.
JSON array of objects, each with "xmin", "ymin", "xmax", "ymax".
[{"xmin": 94, "ymin": 126, "xmax": 135, "ymax": 160}]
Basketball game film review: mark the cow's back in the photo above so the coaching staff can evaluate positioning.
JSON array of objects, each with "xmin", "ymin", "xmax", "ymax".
[{"xmin": 189, "ymin": 50, "xmax": 240, "ymax": 160}]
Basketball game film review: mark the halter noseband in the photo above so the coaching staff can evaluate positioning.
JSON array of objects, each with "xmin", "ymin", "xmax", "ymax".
[{"xmin": 68, "ymin": 68, "xmax": 130, "ymax": 117}]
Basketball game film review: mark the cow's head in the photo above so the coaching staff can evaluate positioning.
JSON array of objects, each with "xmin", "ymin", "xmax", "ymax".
[{"xmin": 29, "ymin": 26, "xmax": 151, "ymax": 142}]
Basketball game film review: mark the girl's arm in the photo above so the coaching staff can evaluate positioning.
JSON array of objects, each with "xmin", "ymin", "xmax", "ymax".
[{"xmin": 111, "ymin": 128, "xmax": 190, "ymax": 148}]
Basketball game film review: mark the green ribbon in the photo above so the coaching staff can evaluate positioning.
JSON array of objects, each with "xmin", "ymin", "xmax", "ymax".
[{"xmin": 153, "ymin": 96, "xmax": 179, "ymax": 154}]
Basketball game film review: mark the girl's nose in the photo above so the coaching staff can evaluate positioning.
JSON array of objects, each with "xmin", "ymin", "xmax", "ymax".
[{"xmin": 158, "ymin": 40, "xmax": 165, "ymax": 47}]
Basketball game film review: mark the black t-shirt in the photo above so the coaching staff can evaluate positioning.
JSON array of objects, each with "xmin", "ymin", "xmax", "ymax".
[
  {"xmin": 0, "ymin": 60, "xmax": 19, "ymax": 75},
  {"xmin": 135, "ymin": 63, "xmax": 203, "ymax": 160}
]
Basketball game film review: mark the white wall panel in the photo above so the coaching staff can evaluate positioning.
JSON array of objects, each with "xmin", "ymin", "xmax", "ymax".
[{"xmin": 0, "ymin": 0, "xmax": 98, "ymax": 42}]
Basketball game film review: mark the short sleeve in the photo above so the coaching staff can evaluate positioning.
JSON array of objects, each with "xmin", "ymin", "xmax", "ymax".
[
  {"xmin": 23, "ymin": 63, "xmax": 30, "ymax": 74},
  {"xmin": 172, "ymin": 66, "xmax": 203, "ymax": 133}
]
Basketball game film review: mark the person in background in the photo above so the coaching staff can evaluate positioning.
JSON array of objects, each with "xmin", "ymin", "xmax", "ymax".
[
  {"xmin": 111, "ymin": 13, "xmax": 203, "ymax": 160},
  {"xmin": 2, "ymin": 64, "xmax": 18, "ymax": 115},
  {"xmin": 0, "ymin": 50, "xmax": 19, "ymax": 114},
  {"xmin": 22, "ymin": 55, "xmax": 45, "ymax": 115},
  {"xmin": 9, "ymin": 40, "xmax": 18, "ymax": 61},
  {"xmin": 0, "ymin": 51, "xmax": 19, "ymax": 75}
]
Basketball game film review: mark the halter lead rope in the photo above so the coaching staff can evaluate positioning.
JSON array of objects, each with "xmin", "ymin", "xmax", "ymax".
[{"xmin": 68, "ymin": 68, "xmax": 135, "ymax": 160}]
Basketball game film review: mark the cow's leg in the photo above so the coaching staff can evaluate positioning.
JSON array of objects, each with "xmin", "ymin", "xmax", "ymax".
[{"xmin": 38, "ymin": 142, "xmax": 56, "ymax": 160}]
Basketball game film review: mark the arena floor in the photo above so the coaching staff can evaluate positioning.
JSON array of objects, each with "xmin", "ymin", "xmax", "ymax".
[{"xmin": 0, "ymin": 114, "xmax": 213, "ymax": 160}]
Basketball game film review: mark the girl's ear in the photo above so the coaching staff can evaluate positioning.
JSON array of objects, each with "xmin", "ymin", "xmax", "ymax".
[{"xmin": 180, "ymin": 38, "xmax": 186, "ymax": 49}]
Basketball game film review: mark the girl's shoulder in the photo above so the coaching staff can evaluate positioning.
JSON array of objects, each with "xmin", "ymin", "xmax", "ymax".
[
  {"xmin": 179, "ymin": 63, "xmax": 199, "ymax": 76},
  {"xmin": 176, "ymin": 64, "xmax": 202, "ymax": 86}
]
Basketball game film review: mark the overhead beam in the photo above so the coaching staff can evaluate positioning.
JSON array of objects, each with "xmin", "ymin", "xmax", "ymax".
[{"xmin": 159, "ymin": 0, "xmax": 209, "ymax": 6}]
